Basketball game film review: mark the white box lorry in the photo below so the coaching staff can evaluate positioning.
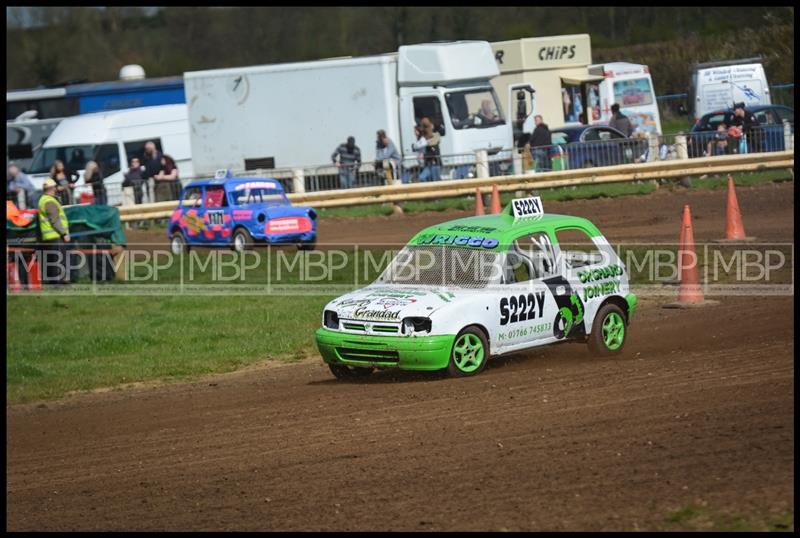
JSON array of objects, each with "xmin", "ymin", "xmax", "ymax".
[{"xmin": 183, "ymin": 41, "xmax": 511, "ymax": 176}]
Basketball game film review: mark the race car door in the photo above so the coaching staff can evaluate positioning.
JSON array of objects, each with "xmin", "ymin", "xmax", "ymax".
[
  {"xmin": 494, "ymin": 231, "xmax": 561, "ymax": 354},
  {"xmin": 201, "ymin": 185, "xmax": 233, "ymax": 243}
]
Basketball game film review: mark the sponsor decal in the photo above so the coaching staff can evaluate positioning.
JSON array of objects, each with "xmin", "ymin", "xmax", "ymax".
[
  {"xmin": 582, "ymin": 280, "xmax": 622, "ymax": 302},
  {"xmin": 353, "ymin": 308, "xmax": 401, "ymax": 321},
  {"xmin": 416, "ymin": 234, "xmax": 499, "ymax": 249},
  {"xmin": 499, "ymin": 291, "xmax": 546, "ymax": 326},
  {"xmin": 232, "ymin": 209, "xmax": 253, "ymax": 220},
  {"xmin": 448, "ymin": 225, "xmax": 497, "ymax": 233},
  {"xmin": 498, "ymin": 322, "xmax": 552, "ymax": 342},
  {"xmin": 233, "ymin": 181, "xmax": 279, "ymax": 191},
  {"xmin": 577, "ymin": 264, "xmax": 624, "ymax": 284},
  {"xmin": 182, "ymin": 211, "xmax": 205, "ymax": 234},
  {"xmin": 266, "ymin": 217, "xmax": 312, "ymax": 234},
  {"xmin": 374, "ymin": 297, "xmax": 417, "ymax": 310}
]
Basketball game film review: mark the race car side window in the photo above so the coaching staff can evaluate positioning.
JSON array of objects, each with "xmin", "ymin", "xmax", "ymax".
[
  {"xmin": 205, "ymin": 186, "xmax": 227, "ymax": 208},
  {"xmin": 182, "ymin": 186, "xmax": 202, "ymax": 207},
  {"xmin": 513, "ymin": 232, "xmax": 556, "ymax": 279},
  {"xmin": 554, "ymin": 227, "xmax": 604, "ymax": 269}
]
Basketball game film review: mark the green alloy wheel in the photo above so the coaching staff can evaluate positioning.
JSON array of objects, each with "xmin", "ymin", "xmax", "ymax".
[
  {"xmin": 588, "ymin": 303, "xmax": 627, "ymax": 355},
  {"xmin": 447, "ymin": 326, "xmax": 489, "ymax": 377}
]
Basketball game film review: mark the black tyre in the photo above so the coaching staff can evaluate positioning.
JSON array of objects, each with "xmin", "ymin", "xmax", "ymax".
[
  {"xmin": 447, "ymin": 325, "xmax": 489, "ymax": 377},
  {"xmin": 170, "ymin": 230, "xmax": 188, "ymax": 255},
  {"xmin": 298, "ymin": 240, "xmax": 317, "ymax": 251},
  {"xmin": 329, "ymin": 363, "xmax": 374, "ymax": 380},
  {"xmin": 232, "ymin": 228, "xmax": 254, "ymax": 253},
  {"xmin": 587, "ymin": 303, "xmax": 627, "ymax": 356}
]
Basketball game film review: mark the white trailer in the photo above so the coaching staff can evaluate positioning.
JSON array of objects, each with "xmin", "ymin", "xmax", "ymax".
[
  {"xmin": 184, "ymin": 41, "xmax": 511, "ymax": 176},
  {"xmin": 589, "ymin": 62, "xmax": 662, "ymax": 135}
]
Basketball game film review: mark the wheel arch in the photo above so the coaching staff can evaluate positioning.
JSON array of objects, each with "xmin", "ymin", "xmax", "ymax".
[{"xmin": 596, "ymin": 295, "xmax": 630, "ymax": 327}]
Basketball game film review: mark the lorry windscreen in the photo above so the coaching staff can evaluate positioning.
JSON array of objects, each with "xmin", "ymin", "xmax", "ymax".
[{"xmin": 445, "ymin": 88, "xmax": 506, "ymax": 130}]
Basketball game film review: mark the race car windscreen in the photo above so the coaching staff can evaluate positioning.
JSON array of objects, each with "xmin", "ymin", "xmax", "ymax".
[
  {"xmin": 376, "ymin": 246, "xmax": 503, "ymax": 288},
  {"xmin": 232, "ymin": 187, "xmax": 289, "ymax": 207}
]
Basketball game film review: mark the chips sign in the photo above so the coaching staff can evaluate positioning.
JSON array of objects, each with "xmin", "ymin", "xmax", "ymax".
[{"xmin": 512, "ymin": 196, "xmax": 544, "ymax": 219}]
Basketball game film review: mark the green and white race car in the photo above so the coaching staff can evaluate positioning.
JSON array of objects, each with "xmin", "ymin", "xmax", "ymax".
[{"xmin": 316, "ymin": 197, "xmax": 636, "ymax": 379}]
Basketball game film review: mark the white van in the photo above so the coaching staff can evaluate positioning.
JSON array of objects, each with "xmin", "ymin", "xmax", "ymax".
[
  {"xmin": 27, "ymin": 104, "xmax": 192, "ymax": 206},
  {"xmin": 689, "ymin": 58, "xmax": 771, "ymax": 123},
  {"xmin": 589, "ymin": 62, "xmax": 662, "ymax": 135}
]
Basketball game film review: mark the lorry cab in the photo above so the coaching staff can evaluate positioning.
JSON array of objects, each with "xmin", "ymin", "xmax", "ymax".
[
  {"xmin": 589, "ymin": 62, "xmax": 662, "ymax": 135},
  {"xmin": 26, "ymin": 104, "xmax": 192, "ymax": 206}
]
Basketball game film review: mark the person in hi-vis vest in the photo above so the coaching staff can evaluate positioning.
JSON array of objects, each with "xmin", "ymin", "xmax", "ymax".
[{"xmin": 38, "ymin": 178, "xmax": 71, "ymax": 285}]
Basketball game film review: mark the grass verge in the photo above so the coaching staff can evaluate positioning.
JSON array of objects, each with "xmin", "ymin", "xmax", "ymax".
[{"xmin": 666, "ymin": 504, "xmax": 793, "ymax": 531}]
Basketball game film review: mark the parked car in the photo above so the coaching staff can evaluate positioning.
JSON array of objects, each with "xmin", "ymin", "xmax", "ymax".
[
  {"xmin": 549, "ymin": 125, "xmax": 644, "ymax": 169},
  {"xmin": 168, "ymin": 171, "xmax": 317, "ymax": 253},
  {"xmin": 316, "ymin": 196, "xmax": 636, "ymax": 379},
  {"xmin": 687, "ymin": 104, "xmax": 794, "ymax": 157}
]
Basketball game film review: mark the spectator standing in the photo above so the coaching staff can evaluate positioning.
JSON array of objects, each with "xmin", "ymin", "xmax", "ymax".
[
  {"xmin": 332, "ymin": 136, "xmax": 361, "ymax": 189},
  {"xmin": 141, "ymin": 141, "xmax": 163, "ymax": 202},
  {"xmin": 50, "ymin": 159, "xmax": 79, "ymax": 205},
  {"xmin": 7, "ymin": 163, "xmax": 38, "ymax": 208},
  {"xmin": 609, "ymin": 103, "xmax": 633, "ymax": 137},
  {"xmin": 123, "ymin": 157, "xmax": 146, "ymax": 205},
  {"xmin": 418, "ymin": 117, "xmax": 441, "ymax": 182},
  {"xmin": 84, "ymin": 160, "xmax": 107, "ymax": 205},
  {"xmin": 154, "ymin": 154, "xmax": 180, "ymax": 201},
  {"xmin": 37, "ymin": 178, "xmax": 71, "ymax": 285},
  {"xmin": 375, "ymin": 130, "xmax": 401, "ymax": 184},
  {"xmin": 529, "ymin": 115, "xmax": 552, "ymax": 172}
]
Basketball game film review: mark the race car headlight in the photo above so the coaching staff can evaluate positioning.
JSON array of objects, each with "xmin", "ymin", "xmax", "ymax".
[
  {"xmin": 402, "ymin": 317, "xmax": 432, "ymax": 335},
  {"xmin": 323, "ymin": 310, "xmax": 339, "ymax": 329}
]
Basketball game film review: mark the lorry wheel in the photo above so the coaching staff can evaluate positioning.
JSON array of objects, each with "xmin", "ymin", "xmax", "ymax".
[
  {"xmin": 232, "ymin": 228, "xmax": 253, "ymax": 252},
  {"xmin": 170, "ymin": 230, "xmax": 188, "ymax": 255},
  {"xmin": 298, "ymin": 240, "xmax": 316, "ymax": 251},
  {"xmin": 329, "ymin": 363, "xmax": 374, "ymax": 380},
  {"xmin": 587, "ymin": 303, "xmax": 627, "ymax": 356},
  {"xmin": 447, "ymin": 325, "xmax": 489, "ymax": 377}
]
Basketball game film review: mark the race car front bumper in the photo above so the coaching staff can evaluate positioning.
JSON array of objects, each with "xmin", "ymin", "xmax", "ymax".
[{"xmin": 315, "ymin": 328, "xmax": 455, "ymax": 371}]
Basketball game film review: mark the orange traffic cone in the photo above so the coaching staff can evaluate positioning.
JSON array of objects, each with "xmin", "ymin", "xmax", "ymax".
[
  {"xmin": 664, "ymin": 205, "xmax": 718, "ymax": 308},
  {"xmin": 475, "ymin": 188, "xmax": 485, "ymax": 216},
  {"xmin": 716, "ymin": 175, "xmax": 755, "ymax": 242},
  {"xmin": 490, "ymin": 184, "xmax": 501, "ymax": 214}
]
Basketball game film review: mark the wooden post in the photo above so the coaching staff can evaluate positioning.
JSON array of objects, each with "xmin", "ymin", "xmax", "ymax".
[
  {"xmin": 112, "ymin": 246, "xmax": 128, "ymax": 281},
  {"xmin": 675, "ymin": 134, "xmax": 688, "ymax": 160},
  {"xmin": 292, "ymin": 168, "xmax": 306, "ymax": 194},
  {"xmin": 16, "ymin": 189, "xmax": 26, "ymax": 209},
  {"xmin": 648, "ymin": 132, "xmax": 660, "ymax": 162},
  {"xmin": 512, "ymin": 149, "xmax": 523, "ymax": 175},
  {"xmin": 475, "ymin": 149, "xmax": 489, "ymax": 179},
  {"xmin": 784, "ymin": 121, "xmax": 792, "ymax": 151}
]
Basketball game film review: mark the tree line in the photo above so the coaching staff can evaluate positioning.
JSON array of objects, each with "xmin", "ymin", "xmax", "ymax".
[{"xmin": 6, "ymin": 6, "xmax": 794, "ymax": 95}]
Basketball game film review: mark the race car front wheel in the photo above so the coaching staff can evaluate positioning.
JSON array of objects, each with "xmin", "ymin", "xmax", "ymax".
[
  {"xmin": 329, "ymin": 363, "xmax": 374, "ymax": 380},
  {"xmin": 447, "ymin": 326, "xmax": 489, "ymax": 377},
  {"xmin": 587, "ymin": 303, "xmax": 627, "ymax": 356},
  {"xmin": 170, "ymin": 230, "xmax": 188, "ymax": 255},
  {"xmin": 232, "ymin": 228, "xmax": 253, "ymax": 253}
]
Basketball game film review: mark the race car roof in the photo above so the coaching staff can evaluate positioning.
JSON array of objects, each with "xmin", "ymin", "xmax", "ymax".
[
  {"xmin": 183, "ymin": 177, "xmax": 285, "ymax": 191},
  {"xmin": 409, "ymin": 207, "xmax": 602, "ymax": 249}
]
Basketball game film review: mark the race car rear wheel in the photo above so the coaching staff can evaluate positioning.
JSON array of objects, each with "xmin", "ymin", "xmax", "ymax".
[
  {"xmin": 232, "ymin": 228, "xmax": 253, "ymax": 253},
  {"xmin": 329, "ymin": 363, "xmax": 374, "ymax": 380},
  {"xmin": 587, "ymin": 303, "xmax": 627, "ymax": 356},
  {"xmin": 447, "ymin": 326, "xmax": 489, "ymax": 377},
  {"xmin": 170, "ymin": 230, "xmax": 188, "ymax": 255}
]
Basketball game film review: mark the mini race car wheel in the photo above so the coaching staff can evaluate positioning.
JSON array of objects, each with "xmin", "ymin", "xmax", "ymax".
[
  {"xmin": 170, "ymin": 230, "xmax": 188, "ymax": 255},
  {"xmin": 298, "ymin": 240, "xmax": 316, "ymax": 251},
  {"xmin": 588, "ymin": 303, "xmax": 627, "ymax": 356},
  {"xmin": 447, "ymin": 326, "xmax": 489, "ymax": 377},
  {"xmin": 329, "ymin": 363, "xmax": 374, "ymax": 380},
  {"xmin": 232, "ymin": 228, "xmax": 253, "ymax": 253}
]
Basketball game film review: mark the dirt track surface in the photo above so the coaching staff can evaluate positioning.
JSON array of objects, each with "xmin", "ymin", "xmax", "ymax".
[{"xmin": 7, "ymin": 180, "xmax": 795, "ymax": 531}]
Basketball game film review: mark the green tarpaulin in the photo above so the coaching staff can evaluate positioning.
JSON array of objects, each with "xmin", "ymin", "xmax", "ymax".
[{"xmin": 7, "ymin": 205, "xmax": 127, "ymax": 246}]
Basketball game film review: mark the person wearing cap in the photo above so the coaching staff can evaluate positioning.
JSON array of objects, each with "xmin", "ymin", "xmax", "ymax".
[
  {"xmin": 38, "ymin": 178, "xmax": 71, "ymax": 285},
  {"xmin": 728, "ymin": 102, "xmax": 761, "ymax": 153}
]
